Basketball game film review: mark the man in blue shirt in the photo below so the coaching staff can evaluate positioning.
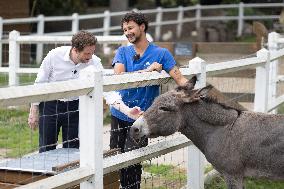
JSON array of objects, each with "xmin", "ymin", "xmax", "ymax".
[{"xmin": 111, "ymin": 11, "xmax": 188, "ymax": 189}]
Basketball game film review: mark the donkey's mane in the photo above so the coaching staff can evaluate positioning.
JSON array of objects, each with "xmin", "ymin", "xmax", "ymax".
[{"xmin": 203, "ymin": 85, "xmax": 247, "ymax": 113}]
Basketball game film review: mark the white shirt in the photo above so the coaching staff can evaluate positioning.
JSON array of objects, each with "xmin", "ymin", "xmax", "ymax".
[
  {"xmin": 34, "ymin": 46, "xmax": 103, "ymax": 102},
  {"xmin": 35, "ymin": 46, "xmax": 103, "ymax": 84}
]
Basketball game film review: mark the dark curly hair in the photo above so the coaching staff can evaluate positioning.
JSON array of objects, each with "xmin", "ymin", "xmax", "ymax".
[
  {"xmin": 71, "ymin": 30, "xmax": 97, "ymax": 52},
  {"xmin": 121, "ymin": 11, "xmax": 149, "ymax": 32}
]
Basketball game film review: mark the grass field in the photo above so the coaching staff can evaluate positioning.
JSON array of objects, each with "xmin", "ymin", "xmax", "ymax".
[
  {"xmin": 141, "ymin": 163, "xmax": 284, "ymax": 189},
  {"xmin": 0, "ymin": 73, "xmax": 37, "ymax": 87},
  {"xmin": 0, "ymin": 108, "xmax": 38, "ymax": 157}
]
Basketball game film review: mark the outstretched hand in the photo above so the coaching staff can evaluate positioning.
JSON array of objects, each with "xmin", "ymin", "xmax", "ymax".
[
  {"xmin": 28, "ymin": 105, "xmax": 39, "ymax": 130},
  {"xmin": 128, "ymin": 106, "xmax": 143, "ymax": 120}
]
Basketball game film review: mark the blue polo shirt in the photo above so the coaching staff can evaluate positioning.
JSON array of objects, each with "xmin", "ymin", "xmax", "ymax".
[{"xmin": 111, "ymin": 43, "xmax": 176, "ymax": 122}]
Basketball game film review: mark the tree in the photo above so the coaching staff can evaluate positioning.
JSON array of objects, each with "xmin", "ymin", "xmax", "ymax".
[{"xmin": 30, "ymin": 0, "xmax": 87, "ymax": 16}]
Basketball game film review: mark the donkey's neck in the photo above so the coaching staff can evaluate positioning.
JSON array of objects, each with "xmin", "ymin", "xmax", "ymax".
[
  {"xmin": 179, "ymin": 102, "xmax": 239, "ymax": 153},
  {"xmin": 180, "ymin": 112, "xmax": 217, "ymax": 153}
]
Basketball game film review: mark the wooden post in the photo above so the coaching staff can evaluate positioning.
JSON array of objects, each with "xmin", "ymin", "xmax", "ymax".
[
  {"xmin": 103, "ymin": 10, "xmax": 111, "ymax": 36},
  {"xmin": 79, "ymin": 67, "xmax": 104, "ymax": 189},
  {"xmin": 187, "ymin": 57, "xmax": 206, "ymax": 189},
  {"xmin": 237, "ymin": 2, "xmax": 244, "ymax": 37},
  {"xmin": 177, "ymin": 6, "xmax": 184, "ymax": 39},
  {"xmin": 0, "ymin": 17, "xmax": 3, "ymax": 67},
  {"xmin": 268, "ymin": 32, "xmax": 280, "ymax": 113},
  {"xmin": 155, "ymin": 7, "xmax": 162, "ymax": 41},
  {"xmin": 195, "ymin": 4, "xmax": 201, "ymax": 30},
  {"xmin": 72, "ymin": 13, "xmax": 79, "ymax": 34},
  {"xmin": 254, "ymin": 48, "xmax": 270, "ymax": 113},
  {"xmin": 8, "ymin": 30, "xmax": 20, "ymax": 86},
  {"xmin": 36, "ymin": 15, "xmax": 44, "ymax": 64}
]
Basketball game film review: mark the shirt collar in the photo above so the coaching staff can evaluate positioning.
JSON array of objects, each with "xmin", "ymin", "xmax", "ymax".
[{"xmin": 63, "ymin": 46, "xmax": 72, "ymax": 62}]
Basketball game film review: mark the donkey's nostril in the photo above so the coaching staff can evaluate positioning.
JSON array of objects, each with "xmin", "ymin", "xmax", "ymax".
[{"xmin": 134, "ymin": 128, "xmax": 139, "ymax": 133}]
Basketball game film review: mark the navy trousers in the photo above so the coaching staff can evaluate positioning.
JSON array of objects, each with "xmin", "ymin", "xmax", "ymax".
[
  {"xmin": 38, "ymin": 100, "xmax": 79, "ymax": 153},
  {"xmin": 110, "ymin": 115, "xmax": 148, "ymax": 189}
]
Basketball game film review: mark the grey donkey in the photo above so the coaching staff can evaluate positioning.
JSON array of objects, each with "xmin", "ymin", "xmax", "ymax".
[{"xmin": 130, "ymin": 76, "xmax": 284, "ymax": 189}]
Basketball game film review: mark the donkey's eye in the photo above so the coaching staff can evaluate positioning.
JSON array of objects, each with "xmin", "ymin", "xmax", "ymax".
[{"xmin": 159, "ymin": 106, "xmax": 172, "ymax": 112}]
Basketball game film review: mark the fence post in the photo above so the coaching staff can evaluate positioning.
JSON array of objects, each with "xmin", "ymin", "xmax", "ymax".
[
  {"xmin": 177, "ymin": 6, "xmax": 184, "ymax": 38},
  {"xmin": 237, "ymin": 2, "xmax": 244, "ymax": 37},
  {"xmin": 36, "ymin": 14, "xmax": 44, "ymax": 64},
  {"xmin": 8, "ymin": 30, "xmax": 20, "ymax": 86},
  {"xmin": 103, "ymin": 10, "xmax": 111, "ymax": 56},
  {"xmin": 72, "ymin": 13, "xmax": 79, "ymax": 34},
  {"xmin": 103, "ymin": 10, "xmax": 111, "ymax": 36},
  {"xmin": 0, "ymin": 17, "xmax": 3, "ymax": 67},
  {"xmin": 254, "ymin": 48, "xmax": 270, "ymax": 113},
  {"xmin": 267, "ymin": 32, "xmax": 280, "ymax": 113},
  {"xmin": 187, "ymin": 57, "xmax": 206, "ymax": 189},
  {"xmin": 79, "ymin": 67, "xmax": 104, "ymax": 189},
  {"xmin": 195, "ymin": 4, "xmax": 201, "ymax": 30},
  {"xmin": 155, "ymin": 7, "xmax": 162, "ymax": 41}
]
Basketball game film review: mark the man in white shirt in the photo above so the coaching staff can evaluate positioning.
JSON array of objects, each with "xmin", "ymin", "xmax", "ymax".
[{"xmin": 28, "ymin": 30, "xmax": 103, "ymax": 152}]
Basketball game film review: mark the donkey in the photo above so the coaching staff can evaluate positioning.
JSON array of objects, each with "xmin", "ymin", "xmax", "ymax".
[{"xmin": 130, "ymin": 76, "xmax": 284, "ymax": 189}]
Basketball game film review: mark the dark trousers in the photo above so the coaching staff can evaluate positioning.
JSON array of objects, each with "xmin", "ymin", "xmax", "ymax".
[
  {"xmin": 38, "ymin": 100, "xmax": 79, "ymax": 153},
  {"xmin": 110, "ymin": 116, "xmax": 148, "ymax": 189}
]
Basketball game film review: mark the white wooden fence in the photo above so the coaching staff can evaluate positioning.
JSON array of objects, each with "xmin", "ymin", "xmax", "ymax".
[
  {"xmin": 1, "ymin": 3, "xmax": 282, "ymax": 38},
  {"xmin": 0, "ymin": 2, "xmax": 283, "ymax": 66},
  {"xmin": 0, "ymin": 31, "xmax": 284, "ymax": 188},
  {"xmin": 0, "ymin": 30, "xmax": 127, "ymax": 86}
]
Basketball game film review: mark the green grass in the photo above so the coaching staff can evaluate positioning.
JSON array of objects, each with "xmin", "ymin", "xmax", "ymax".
[
  {"xmin": 205, "ymin": 177, "xmax": 284, "ymax": 189},
  {"xmin": 143, "ymin": 163, "xmax": 186, "ymax": 181},
  {"xmin": 0, "ymin": 73, "xmax": 37, "ymax": 87},
  {"xmin": 142, "ymin": 163, "xmax": 187, "ymax": 189},
  {"xmin": 277, "ymin": 104, "xmax": 284, "ymax": 114},
  {"xmin": 0, "ymin": 107, "xmax": 111, "ymax": 158},
  {"xmin": 235, "ymin": 35, "xmax": 256, "ymax": 43},
  {"xmin": 0, "ymin": 108, "xmax": 39, "ymax": 157},
  {"xmin": 142, "ymin": 163, "xmax": 284, "ymax": 189}
]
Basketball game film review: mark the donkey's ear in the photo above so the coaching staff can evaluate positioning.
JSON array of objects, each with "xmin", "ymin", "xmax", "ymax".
[
  {"xmin": 196, "ymin": 85, "xmax": 214, "ymax": 98},
  {"xmin": 181, "ymin": 85, "xmax": 213, "ymax": 103},
  {"xmin": 175, "ymin": 75, "xmax": 197, "ymax": 93},
  {"xmin": 180, "ymin": 92, "xmax": 200, "ymax": 103},
  {"xmin": 187, "ymin": 75, "xmax": 197, "ymax": 90}
]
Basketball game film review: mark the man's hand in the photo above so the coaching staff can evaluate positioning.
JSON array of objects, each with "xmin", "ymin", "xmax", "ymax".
[
  {"xmin": 146, "ymin": 62, "xmax": 162, "ymax": 72},
  {"xmin": 128, "ymin": 106, "xmax": 143, "ymax": 120},
  {"xmin": 28, "ymin": 105, "xmax": 39, "ymax": 130}
]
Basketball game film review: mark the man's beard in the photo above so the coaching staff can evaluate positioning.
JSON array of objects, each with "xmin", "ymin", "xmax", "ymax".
[
  {"xmin": 77, "ymin": 56, "xmax": 89, "ymax": 63},
  {"xmin": 127, "ymin": 34, "xmax": 141, "ymax": 44}
]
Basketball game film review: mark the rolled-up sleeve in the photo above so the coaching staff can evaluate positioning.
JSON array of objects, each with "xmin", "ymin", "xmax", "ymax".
[
  {"xmin": 112, "ymin": 46, "xmax": 125, "ymax": 67},
  {"xmin": 161, "ymin": 49, "xmax": 176, "ymax": 73},
  {"xmin": 103, "ymin": 91, "xmax": 122, "ymax": 105}
]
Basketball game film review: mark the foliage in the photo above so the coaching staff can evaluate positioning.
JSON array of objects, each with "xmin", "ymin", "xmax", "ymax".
[
  {"xmin": 30, "ymin": 0, "xmax": 87, "ymax": 16},
  {"xmin": 161, "ymin": 0, "xmax": 193, "ymax": 7},
  {"xmin": 221, "ymin": 0, "xmax": 241, "ymax": 4}
]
